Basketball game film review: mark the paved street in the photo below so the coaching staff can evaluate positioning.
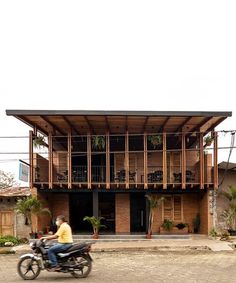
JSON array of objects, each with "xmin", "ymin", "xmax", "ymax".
[{"xmin": 0, "ymin": 250, "xmax": 236, "ymax": 283}]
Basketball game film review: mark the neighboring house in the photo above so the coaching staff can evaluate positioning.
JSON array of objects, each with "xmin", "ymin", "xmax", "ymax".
[
  {"xmin": 0, "ymin": 187, "xmax": 31, "ymax": 238},
  {"xmin": 6, "ymin": 110, "xmax": 232, "ymax": 235},
  {"xmin": 217, "ymin": 162, "xmax": 236, "ymax": 229}
]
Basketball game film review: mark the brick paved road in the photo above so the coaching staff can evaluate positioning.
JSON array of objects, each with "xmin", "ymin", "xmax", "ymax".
[{"xmin": 0, "ymin": 251, "xmax": 236, "ymax": 283}]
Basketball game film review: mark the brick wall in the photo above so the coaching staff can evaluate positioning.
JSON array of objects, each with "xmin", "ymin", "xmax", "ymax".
[
  {"xmin": 50, "ymin": 193, "xmax": 70, "ymax": 223},
  {"xmin": 199, "ymin": 190, "xmax": 213, "ymax": 234},
  {"xmin": 115, "ymin": 193, "xmax": 130, "ymax": 233}
]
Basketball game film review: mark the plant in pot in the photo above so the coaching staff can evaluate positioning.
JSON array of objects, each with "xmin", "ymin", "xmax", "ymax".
[
  {"xmin": 33, "ymin": 134, "xmax": 46, "ymax": 149},
  {"xmin": 161, "ymin": 219, "xmax": 174, "ymax": 232},
  {"xmin": 193, "ymin": 213, "xmax": 200, "ymax": 233},
  {"xmin": 83, "ymin": 216, "xmax": 106, "ymax": 239},
  {"xmin": 219, "ymin": 185, "xmax": 236, "ymax": 236},
  {"xmin": 204, "ymin": 135, "xmax": 213, "ymax": 147},
  {"xmin": 92, "ymin": 136, "xmax": 105, "ymax": 151},
  {"xmin": 145, "ymin": 195, "xmax": 164, "ymax": 239},
  {"xmin": 15, "ymin": 196, "xmax": 51, "ymax": 239},
  {"xmin": 175, "ymin": 223, "xmax": 187, "ymax": 230},
  {"xmin": 148, "ymin": 135, "xmax": 162, "ymax": 149}
]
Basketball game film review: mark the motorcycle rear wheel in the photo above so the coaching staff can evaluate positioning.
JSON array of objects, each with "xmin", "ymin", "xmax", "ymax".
[
  {"xmin": 17, "ymin": 256, "xmax": 41, "ymax": 280},
  {"xmin": 70, "ymin": 255, "xmax": 92, "ymax": 278}
]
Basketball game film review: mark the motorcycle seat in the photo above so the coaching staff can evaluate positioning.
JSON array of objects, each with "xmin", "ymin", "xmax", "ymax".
[{"xmin": 61, "ymin": 242, "xmax": 88, "ymax": 253}]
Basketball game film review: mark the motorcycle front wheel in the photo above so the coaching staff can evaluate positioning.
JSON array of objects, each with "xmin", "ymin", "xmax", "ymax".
[
  {"xmin": 17, "ymin": 256, "xmax": 41, "ymax": 280},
  {"xmin": 70, "ymin": 255, "xmax": 92, "ymax": 278}
]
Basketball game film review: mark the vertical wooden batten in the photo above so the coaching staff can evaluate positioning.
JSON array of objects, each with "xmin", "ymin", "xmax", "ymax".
[
  {"xmin": 199, "ymin": 133, "xmax": 204, "ymax": 189},
  {"xmin": 48, "ymin": 132, "xmax": 53, "ymax": 189},
  {"xmin": 125, "ymin": 131, "xmax": 129, "ymax": 189},
  {"xmin": 143, "ymin": 132, "xmax": 148, "ymax": 189},
  {"xmin": 213, "ymin": 131, "xmax": 218, "ymax": 189},
  {"xmin": 106, "ymin": 132, "xmax": 110, "ymax": 189},
  {"xmin": 163, "ymin": 133, "xmax": 167, "ymax": 189},
  {"xmin": 181, "ymin": 133, "xmax": 186, "ymax": 189},
  {"xmin": 87, "ymin": 133, "xmax": 92, "ymax": 189},
  {"xmin": 29, "ymin": 130, "xmax": 33, "ymax": 189},
  {"xmin": 68, "ymin": 132, "xmax": 72, "ymax": 189}
]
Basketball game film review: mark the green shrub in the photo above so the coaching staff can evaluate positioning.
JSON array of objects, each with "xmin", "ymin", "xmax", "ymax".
[{"xmin": 0, "ymin": 236, "xmax": 19, "ymax": 247}]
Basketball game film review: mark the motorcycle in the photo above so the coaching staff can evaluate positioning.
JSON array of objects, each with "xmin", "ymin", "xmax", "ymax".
[{"xmin": 17, "ymin": 239, "xmax": 94, "ymax": 280}]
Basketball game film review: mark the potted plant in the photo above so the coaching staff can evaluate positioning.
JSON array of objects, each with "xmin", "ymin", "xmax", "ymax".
[
  {"xmin": 148, "ymin": 135, "xmax": 162, "ymax": 149},
  {"xmin": 37, "ymin": 231, "xmax": 44, "ymax": 239},
  {"xmin": 193, "ymin": 213, "xmax": 200, "ymax": 233},
  {"xmin": 175, "ymin": 223, "xmax": 187, "ymax": 230},
  {"xmin": 204, "ymin": 135, "xmax": 213, "ymax": 147},
  {"xmin": 15, "ymin": 196, "xmax": 51, "ymax": 238},
  {"xmin": 145, "ymin": 195, "xmax": 164, "ymax": 239},
  {"xmin": 83, "ymin": 216, "xmax": 106, "ymax": 239},
  {"xmin": 161, "ymin": 219, "xmax": 174, "ymax": 232},
  {"xmin": 33, "ymin": 135, "xmax": 46, "ymax": 149},
  {"xmin": 92, "ymin": 136, "xmax": 105, "ymax": 151},
  {"xmin": 220, "ymin": 185, "xmax": 236, "ymax": 236}
]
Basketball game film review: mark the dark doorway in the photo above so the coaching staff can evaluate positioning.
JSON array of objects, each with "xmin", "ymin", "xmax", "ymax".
[
  {"xmin": 98, "ymin": 193, "xmax": 115, "ymax": 233},
  {"xmin": 130, "ymin": 193, "xmax": 146, "ymax": 233},
  {"xmin": 70, "ymin": 193, "xmax": 93, "ymax": 233}
]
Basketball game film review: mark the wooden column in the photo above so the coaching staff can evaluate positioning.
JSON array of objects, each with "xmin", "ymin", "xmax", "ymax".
[
  {"xmin": 29, "ymin": 130, "xmax": 33, "ymax": 189},
  {"xmin": 87, "ymin": 133, "xmax": 92, "ymax": 189},
  {"xmin": 163, "ymin": 133, "xmax": 167, "ymax": 189},
  {"xmin": 181, "ymin": 133, "xmax": 186, "ymax": 189},
  {"xmin": 213, "ymin": 131, "xmax": 218, "ymax": 189},
  {"xmin": 48, "ymin": 132, "xmax": 53, "ymax": 189},
  {"xmin": 68, "ymin": 132, "xmax": 72, "ymax": 189},
  {"xmin": 199, "ymin": 133, "xmax": 204, "ymax": 189},
  {"xmin": 106, "ymin": 132, "xmax": 110, "ymax": 189},
  {"xmin": 125, "ymin": 131, "xmax": 129, "ymax": 189},
  {"xmin": 143, "ymin": 132, "xmax": 148, "ymax": 189}
]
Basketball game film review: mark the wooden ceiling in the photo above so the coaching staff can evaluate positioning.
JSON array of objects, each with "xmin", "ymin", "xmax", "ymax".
[{"xmin": 6, "ymin": 110, "xmax": 231, "ymax": 136}]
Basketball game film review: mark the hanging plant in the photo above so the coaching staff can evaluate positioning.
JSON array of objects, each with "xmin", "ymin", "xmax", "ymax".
[
  {"xmin": 204, "ymin": 135, "xmax": 213, "ymax": 147},
  {"xmin": 148, "ymin": 135, "xmax": 162, "ymax": 149},
  {"xmin": 33, "ymin": 135, "xmax": 46, "ymax": 149},
  {"xmin": 92, "ymin": 136, "xmax": 105, "ymax": 150}
]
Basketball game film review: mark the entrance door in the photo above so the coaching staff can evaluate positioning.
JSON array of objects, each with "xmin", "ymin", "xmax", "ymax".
[
  {"xmin": 0, "ymin": 211, "xmax": 14, "ymax": 236},
  {"xmin": 99, "ymin": 193, "xmax": 115, "ymax": 233},
  {"xmin": 130, "ymin": 194, "xmax": 146, "ymax": 233},
  {"xmin": 69, "ymin": 193, "xmax": 93, "ymax": 233}
]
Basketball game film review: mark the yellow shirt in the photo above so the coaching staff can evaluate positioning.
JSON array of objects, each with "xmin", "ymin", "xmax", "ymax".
[{"xmin": 55, "ymin": 222, "xmax": 73, "ymax": 244}]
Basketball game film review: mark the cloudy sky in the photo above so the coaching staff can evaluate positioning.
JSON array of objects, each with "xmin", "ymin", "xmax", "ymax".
[{"xmin": 0, "ymin": 1, "xmax": 236, "ymax": 183}]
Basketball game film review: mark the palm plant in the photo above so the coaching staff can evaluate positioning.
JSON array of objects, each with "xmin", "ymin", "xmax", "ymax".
[
  {"xmin": 145, "ymin": 195, "xmax": 164, "ymax": 238},
  {"xmin": 83, "ymin": 216, "xmax": 106, "ymax": 238},
  {"xmin": 15, "ymin": 196, "xmax": 51, "ymax": 234},
  {"xmin": 33, "ymin": 135, "xmax": 46, "ymax": 149},
  {"xmin": 92, "ymin": 136, "xmax": 105, "ymax": 150},
  {"xmin": 148, "ymin": 135, "xmax": 162, "ymax": 149}
]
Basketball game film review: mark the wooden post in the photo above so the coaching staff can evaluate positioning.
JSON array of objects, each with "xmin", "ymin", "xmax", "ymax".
[
  {"xmin": 163, "ymin": 133, "xmax": 167, "ymax": 189},
  {"xmin": 125, "ymin": 131, "xmax": 129, "ymax": 189},
  {"xmin": 144, "ymin": 132, "xmax": 148, "ymax": 189},
  {"xmin": 106, "ymin": 132, "xmax": 110, "ymax": 189},
  {"xmin": 213, "ymin": 131, "xmax": 218, "ymax": 189},
  {"xmin": 199, "ymin": 133, "xmax": 204, "ymax": 189},
  {"xmin": 68, "ymin": 132, "xmax": 72, "ymax": 189},
  {"xmin": 29, "ymin": 130, "xmax": 33, "ymax": 189},
  {"xmin": 48, "ymin": 132, "xmax": 53, "ymax": 189},
  {"xmin": 181, "ymin": 133, "xmax": 186, "ymax": 189},
  {"xmin": 87, "ymin": 133, "xmax": 92, "ymax": 189}
]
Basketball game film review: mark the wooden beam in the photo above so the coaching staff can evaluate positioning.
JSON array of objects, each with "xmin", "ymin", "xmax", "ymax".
[
  {"xmin": 175, "ymin": 117, "xmax": 192, "ymax": 133},
  {"xmin": 158, "ymin": 117, "xmax": 171, "ymax": 132},
  {"xmin": 181, "ymin": 133, "xmax": 186, "ymax": 189},
  {"xmin": 144, "ymin": 132, "xmax": 148, "ymax": 189},
  {"xmin": 40, "ymin": 116, "xmax": 66, "ymax": 135},
  {"xmin": 142, "ymin": 116, "xmax": 149, "ymax": 132},
  {"xmin": 125, "ymin": 116, "xmax": 128, "ymax": 132},
  {"xmin": 87, "ymin": 133, "xmax": 92, "ymax": 189},
  {"xmin": 188, "ymin": 116, "xmax": 214, "ymax": 136},
  {"xmin": 84, "ymin": 116, "xmax": 94, "ymax": 134},
  {"xmin": 206, "ymin": 117, "xmax": 227, "ymax": 133},
  {"xmin": 106, "ymin": 132, "xmax": 110, "ymax": 189},
  {"xmin": 17, "ymin": 115, "xmax": 48, "ymax": 136},
  {"xmin": 213, "ymin": 131, "xmax": 218, "ymax": 189},
  {"xmin": 63, "ymin": 116, "xmax": 80, "ymax": 135},
  {"xmin": 199, "ymin": 132, "xmax": 204, "ymax": 189},
  {"xmin": 105, "ymin": 116, "xmax": 111, "ymax": 133},
  {"xmin": 163, "ymin": 133, "xmax": 167, "ymax": 189},
  {"xmin": 48, "ymin": 132, "xmax": 53, "ymax": 189},
  {"xmin": 68, "ymin": 132, "xmax": 72, "ymax": 189},
  {"xmin": 29, "ymin": 130, "xmax": 33, "ymax": 189},
  {"xmin": 125, "ymin": 130, "xmax": 129, "ymax": 189}
]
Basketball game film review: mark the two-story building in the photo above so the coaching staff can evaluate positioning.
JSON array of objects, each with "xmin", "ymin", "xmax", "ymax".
[{"xmin": 6, "ymin": 110, "xmax": 232, "ymax": 235}]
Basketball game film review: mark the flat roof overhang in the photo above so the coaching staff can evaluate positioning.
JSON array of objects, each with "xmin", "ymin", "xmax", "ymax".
[{"xmin": 6, "ymin": 109, "xmax": 232, "ymax": 135}]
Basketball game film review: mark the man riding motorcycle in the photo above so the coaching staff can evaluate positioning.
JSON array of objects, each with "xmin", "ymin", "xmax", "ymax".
[{"xmin": 41, "ymin": 215, "xmax": 73, "ymax": 271}]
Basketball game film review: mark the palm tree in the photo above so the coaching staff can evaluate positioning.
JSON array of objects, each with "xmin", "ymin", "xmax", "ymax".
[
  {"xmin": 83, "ymin": 216, "xmax": 106, "ymax": 239},
  {"xmin": 145, "ymin": 195, "xmax": 164, "ymax": 238},
  {"xmin": 15, "ymin": 196, "xmax": 51, "ymax": 234},
  {"xmin": 220, "ymin": 185, "xmax": 236, "ymax": 232}
]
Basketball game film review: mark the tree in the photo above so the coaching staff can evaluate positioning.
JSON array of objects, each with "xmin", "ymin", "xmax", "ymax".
[
  {"xmin": 15, "ymin": 196, "xmax": 51, "ymax": 233},
  {"xmin": 0, "ymin": 170, "xmax": 17, "ymax": 189},
  {"xmin": 220, "ymin": 185, "xmax": 236, "ymax": 230}
]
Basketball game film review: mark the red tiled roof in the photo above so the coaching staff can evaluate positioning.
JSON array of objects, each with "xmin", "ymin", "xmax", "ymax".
[{"xmin": 0, "ymin": 187, "xmax": 31, "ymax": 197}]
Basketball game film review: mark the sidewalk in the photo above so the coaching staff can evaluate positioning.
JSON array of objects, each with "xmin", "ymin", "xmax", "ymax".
[{"xmin": 12, "ymin": 236, "xmax": 234, "ymax": 254}]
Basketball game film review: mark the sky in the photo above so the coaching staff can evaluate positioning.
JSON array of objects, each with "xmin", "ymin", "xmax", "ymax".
[{"xmin": 0, "ymin": 1, "xmax": 236, "ymax": 183}]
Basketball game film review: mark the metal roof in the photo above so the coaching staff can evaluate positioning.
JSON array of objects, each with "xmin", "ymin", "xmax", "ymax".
[{"xmin": 218, "ymin": 162, "xmax": 236, "ymax": 171}]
